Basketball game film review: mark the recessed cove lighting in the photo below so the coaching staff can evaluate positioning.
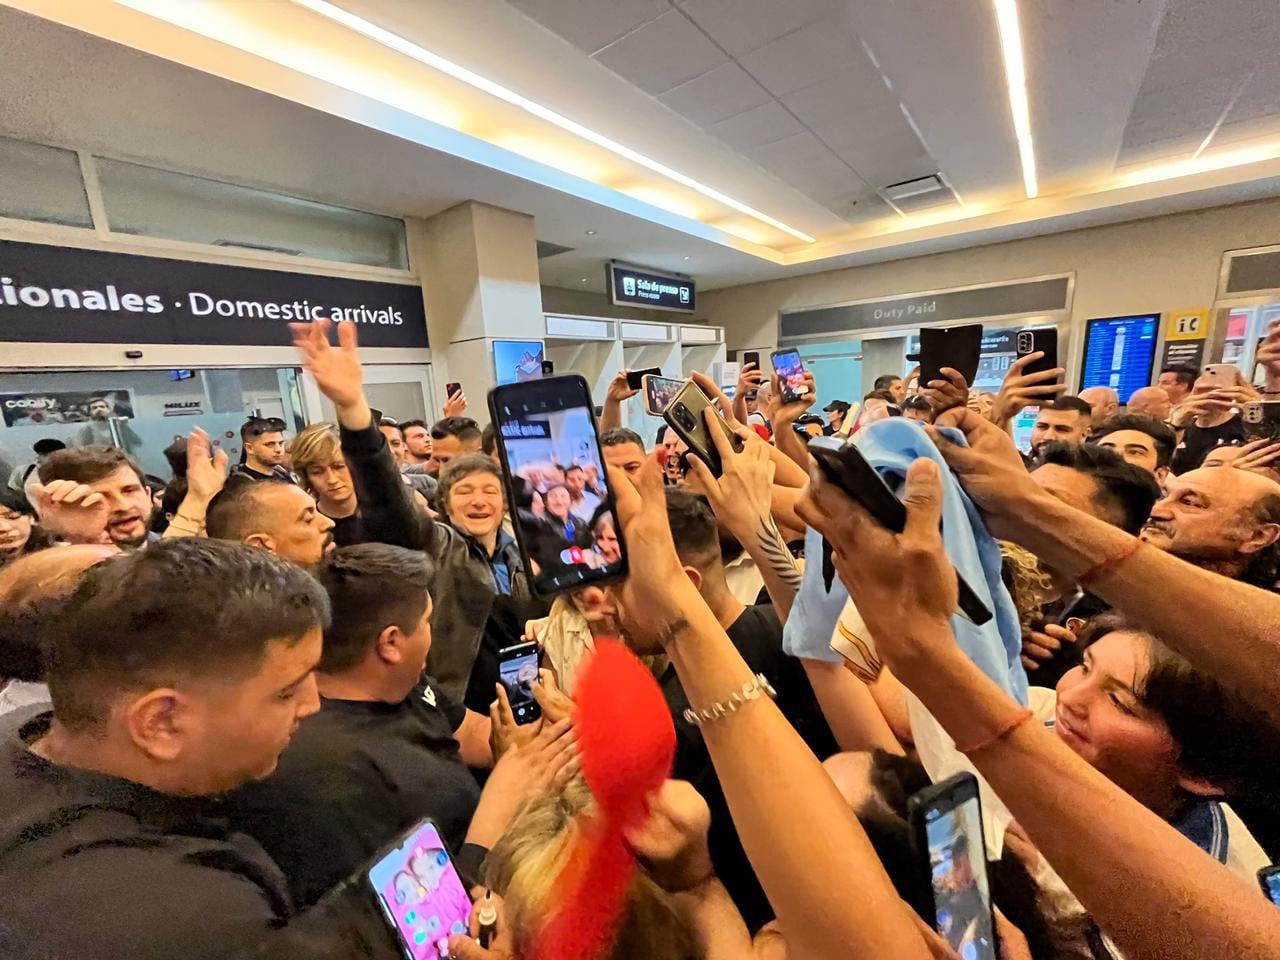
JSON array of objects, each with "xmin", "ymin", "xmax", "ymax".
[
  {"xmin": 288, "ymin": 0, "xmax": 816, "ymax": 244},
  {"xmin": 992, "ymin": 0, "xmax": 1038, "ymax": 199},
  {"xmin": 585, "ymin": 230, "xmax": 597, "ymax": 236}
]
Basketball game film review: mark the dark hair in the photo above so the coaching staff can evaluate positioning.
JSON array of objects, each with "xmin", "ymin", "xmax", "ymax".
[
  {"xmin": 378, "ymin": 419, "xmax": 403, "ymax": 437},
  {"xmin": 438, "ymin": 453, "xmax": 503, "ymax": 510},
  {"xmin": 431, "ymin": 417, "xmax": 482, "ymax": 444},
  {"xmin": 1081, "ymin": 614, "xmax": 1280, "ymax": 806},
  {"xmin": 0, "ymin": 486, "xmax": 35, "ymax": 518},
  {"xmin": 38, "ymin": 445, "xmax": 145, "ymax": 487},
  {"xmin": 664, "ymin": 489, "xmax": 719, "ymax": 568},
  {"xmin": 401, "ymin": 419, "xmax": 428, "ymax": 433},
  {"xmin": 864, "ymin": 388, "xmax": 896, "ymax": 403},
  {"xmin": 206, "ymin": 476, "xmax": 297, "ymax": 542},
  {"xmin": 33, "ymin": 438, "xmax": 66, "ymax": 457},
  {"xmin": 1091, "ymin": 414, "xmax": 1178, "ymax": 469},
  {"xmin": 565, "ymin": 464, "xmax": 585, "ymax": 476},
  {"xmin": 1160, "ymin": 363, "xmax": 1199, "ymax": 387},
  {"xmin": 1035, "ymin": 441, "xmax": 1160, "ymax": 534},
  {"xmin": 588, "ymin": 501, "xmax": 615, "ymax": 533},
  {"xmin": 1042, "ymin": 395, "xmax": 1094, "ymax": 418},
  {"xmin": 902, "ymin": 396, "xmax": 932, "ymax": 413},
  {"xmin": 602, "ymin": 427, "xmax": 645, "ymax": 450},
  {"xmin": 313, "ymin": 543, "xmax": 434, "ymax": 674},
  {"xmin": 163, "ymin": 437, "xmax": 188, "ymax": 479},
  {"xmin": 46, "ymin": 538, "xmax": 330, "ymax": 730},
  {"xmin": 159, "ymin": 478, "xmax": 189, "ymax": 519},
  {"xmin": 482, "ymin": 422, "xmax": 497, "ymax": 456},
  {"xmin": 873, "ymin": 375, "xmax": 902, "ymax": 391},
  {"xmin": 240, "ymin": 416, "xmax": 286, "ymax": 441}
]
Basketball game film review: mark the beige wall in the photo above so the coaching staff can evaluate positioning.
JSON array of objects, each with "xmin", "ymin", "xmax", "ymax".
[
  {"xmin": 540, "ymin": 285, "xmax": 674, "ymax": 323},
  {"xmin": 700, "ymin": 196, "xmax": 1280, "ymax": 362}
]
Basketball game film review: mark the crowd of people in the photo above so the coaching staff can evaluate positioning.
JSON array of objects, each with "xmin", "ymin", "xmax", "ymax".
[{"xmin": 3, "ymin": 315, "xmax": 1280, "ymax": 960}]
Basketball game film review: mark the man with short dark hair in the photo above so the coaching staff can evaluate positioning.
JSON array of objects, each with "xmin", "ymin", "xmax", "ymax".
[
  {"xmin": 600, "ymin": 427, "xmax": 646, "ymax": 477},
  {"xmin": 74, "ymin": 395, "xmax": 142, "ymax": 448},
  {"xmin": 1091, "ymin": 413, "xmax": 1178, "ymax": 481},
  {"xmin": 1030, "ymin": 396, "xmax": 1094, "ymax": 457},
  {"xmin": 32, "ymin": 446, "xmax": 154, "ymax": 549},
  {"xmin": 207, "ymin": 477, "xmax": 336, "ymax": 566},
  {"xmin": 0, "ymin": 538, "xmax": 391, "ymax": 958},
  {"xmin": 1158, "ymin": 363, "xmax": 1199, "ymax": 404},
  {"xmin": 428, "ymin": 417, "xmax": 483, "ymax": 477},
  {"xmin": 380, "ymin": 419, "xmax": 436, "ymax": 500},
  {"xmin": 649, "ymin": 489, "xmax": 836, "ymax": 928},
  {"xmin": 226, "ymin": 543, "xmax": 513, "ymax": 908},
  {"xmin": 401, "ymin": 418, "xmax": 432, "ymax": 465},
  {"xmin": 233, "ymin": 416, "xmax": 293, "ymax": 483},
  {"xmin": 872, "ymin": 374, "xmax": 906, "ymax": 405},
  {"xmin": 1142, "ymin": 467, "xmax": 1280, "ymax": 588}
]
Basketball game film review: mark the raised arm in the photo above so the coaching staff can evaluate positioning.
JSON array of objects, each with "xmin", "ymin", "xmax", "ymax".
[
  {"xmin": 162, "ymin": 428, "xmax": 228, "ymax": 539},
  {"xmin": 767, "ymin": 372, "xmax": 816, "ymax": 471},
  {"xmin": 988, "ymin": 351, "xmax": 1067, "ymax": 430},
  {"xmin": 601, "ymin": 369, "xmax": 638, "ymax": 432},
  {"xmin": 607, "ymin": 457, "xmax": 934, "ymax": 960},
  {"xmin": 799, "ymin": 458, "xmax": 1280, "ymax": 960},
  {"xmin": 691, "ymin": 370, "xmax": 807, "ymax": 488},
  {"xmin": 931, "ymin": 406, "xmax": 1280, "ymax": 725},
  {"xmin": 290, "ymin": 320, "xmax": 435, "ymax": 551}
]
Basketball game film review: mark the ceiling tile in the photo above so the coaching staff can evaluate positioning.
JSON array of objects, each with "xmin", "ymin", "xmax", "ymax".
[
  {"xmin": 705, "ymin": 100, "xmax": 805, "ymax": 149},
  {"xmin": 659, "ymin": 61, "xmax": 772, "ymax": 126},
  {"xmin": 507, "ymin": 0, "xmax": 669, "ymax": 55},
  {"xmin": 673, "ymin": 0, "xmax": 839, "ymax": 57},
  {"xmin": 746, "ymin": 130, "xmax": 858, "ymax": 195},
  {"xmin": 1115, "ymin": 132, "xmax": 1205, "ymax": 169},
  {"xmin": 1222, "ymin": 72, "xmax": 1280, "ymax": 126},
  {"xmin": 593, "ymin": 9, "xmax": 727, "ymax": 95},
  {"xmin": 779, "ymin": 60, "xmax": 896, "ymax": 134},
  {"xmin": 737, "ymin": 17, "xmax": 865, "ymax": 98}
]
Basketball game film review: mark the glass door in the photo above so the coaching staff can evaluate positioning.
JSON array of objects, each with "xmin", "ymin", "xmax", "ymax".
[
  {"xmin": 301, "ymin": 364, "xmax": 436, "ymax": 425},
  {"xmin": 1213, "ymin": 299, "xmax": 1280, "ymax": 384}
]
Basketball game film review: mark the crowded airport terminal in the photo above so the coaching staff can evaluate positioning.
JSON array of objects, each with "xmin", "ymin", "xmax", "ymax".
[{"xmin": 6, "ymin": 1, "xmax": 1280, "ymax": 958}]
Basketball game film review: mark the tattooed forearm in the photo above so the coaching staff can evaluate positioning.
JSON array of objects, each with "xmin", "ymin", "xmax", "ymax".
[
  {"xmin": 757, "ymin": 513, "xmax": 803, "ymax": 592},
  {"xmin": 657, "ymin": 616, "xmax": 692, "ymax": 649}
]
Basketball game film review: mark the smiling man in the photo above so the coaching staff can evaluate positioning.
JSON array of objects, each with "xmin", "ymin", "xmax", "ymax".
[{"xmin": 34, "ymin": 446, "xmax": 155, "ymax": 549}]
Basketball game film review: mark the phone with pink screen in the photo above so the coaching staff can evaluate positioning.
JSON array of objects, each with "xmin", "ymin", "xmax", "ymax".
[{"xmin": 366, "ymin": 820, "xmax": 472, "ymax": 959}]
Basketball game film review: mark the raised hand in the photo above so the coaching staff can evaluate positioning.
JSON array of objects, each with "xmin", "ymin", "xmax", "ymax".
[
  {"xmin": 184, "ymin": 427, "xmax": 229, "ymax": 503},
  {"xmin": 28, "ymin": 479, "xmax": 111, "ymax": 545},
  {"xmin": 531, "ymin": 668, "xmax": 574, "ymax": 725},
  {"xmin": 736, "ymin": 361, "xmax": 764, "ymax": 399},
  {"xmin": 471, "ymin": 717, "xmax": 577, "ymax": 847},
  {"xmin": 685, "ymin": 407, "xmax": 776, "ymax": 542},
  {"xmin": 769, "ymin": 371, "xmax": 816, "ymax": 425},
  {"xmin": 622, "ymin": 780, "xmax": 714, "ymax": 893},
  {"xmin": 606, "ymin": 369, "xmax": 639, "ymax": 404},
  {"xmin": 920, "ymin": 366, "xmax": 969, "ymax": 416},
  {"xmin": 689, "ymin": 369, "xmax": 747, "ymax": 431},
  {"xmin": 443, "ymin": 386, "xmax": 468, "ymax": 418},
  {"xmin": 1230, "ymin": 437, "xmax": 1280, "ymax": 475},
  {"xmin": 990, "ymin": 352, "xmax": 1066, "ymax": 425},
  {"xmin": 1258, "ymin": 320, "xmax": 1280, "ymax": 393},
  {"xmin": 1021, "ymin": 622, "xmax": 1077, "ymax": 672},
  {"xmin": 289, "ymin": 319, "xmax": 366, "ymax": 412}
]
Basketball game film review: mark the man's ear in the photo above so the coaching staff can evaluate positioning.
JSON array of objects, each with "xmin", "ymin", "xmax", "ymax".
[
  {"xmin": 374, "ymin": 624, "xmax": 404, "ymax": 665},
  {"xmin": 681, "ymin": 564, "xmax": 703, "ymax": 591},
  {"xmin": 1176, "ymin": 769, "xmax": 1225, "ymax": 800},
  {"xmin": 1240, "ymin": 522, "xmax": 1280, "ymax": 556},
  {"xmin": 123, "ymin": 689, "xmax": 190, "ymax": 762},
  {"xmin": 243, "ymin": 532, "xmax": 276, "ymax": 554}
]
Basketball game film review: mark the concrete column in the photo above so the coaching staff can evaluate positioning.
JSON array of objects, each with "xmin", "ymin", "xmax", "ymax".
[{"xmin": 405, "ymin": 202, "xmax": 545, "ymax": 413}]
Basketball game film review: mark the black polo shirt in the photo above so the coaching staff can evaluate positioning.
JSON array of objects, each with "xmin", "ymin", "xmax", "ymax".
[
  {"xmin": 226, "ymin": 678, "xmax": 481, "ymax": 909},
  {"xmin": 0, "ymin": 710, "xmax": 392, "ymax": 960},
  {"xmin": 660, "ymin": 603, "xmax": 838, "ymax": 931}
]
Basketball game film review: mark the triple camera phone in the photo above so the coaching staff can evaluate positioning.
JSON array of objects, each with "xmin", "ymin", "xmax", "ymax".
[
  {"xmin": 489, "ymin": 375, "xmax": 628, "ymax": 595},
  {"xmin": 366, "ymin": 820, "xmax": 471, "ymax": 960},
  {"xmin": 663, "ymin": 380, "xmax": 743, "ymax": 478},
  {"xmin": 1015, "ymin": 328, "xmax": 1059, "ymax": 379}
]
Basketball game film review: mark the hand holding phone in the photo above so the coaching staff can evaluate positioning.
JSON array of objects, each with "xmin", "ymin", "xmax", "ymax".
[
  {"xmin": 919, "ymin": 325, "xmax": 983, "ymax": 386},
  {"xmin": 627, "ymin": 367, "xmax": 663, "ymax": 391},
  {"xmin": 770, "ymin": 349, "xmax": 811, "ymax": 405},
  {"xmin": 367, "ymin": 820, "xmax": 472, "ymax": 959},
  {"xmin": 664, "ymin": 380, "xmax": 744, "ymax": 477},
  {"xmin": 643, "ymin": 374, "xmax": 684, "ymax": 416},
  {"xmin": 498, "ymin": 642, "xmax": 542, "ymax": 726},
  {"xmin": 1014, "ymin": 328, "xmax": 1059, "ymax": 380}
]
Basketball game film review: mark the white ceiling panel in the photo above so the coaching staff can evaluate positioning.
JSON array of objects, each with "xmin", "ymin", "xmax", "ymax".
[
  {"xmin": 673, "ymin": 0, "xmax": 838, "ymax": 57},
  {"xmin": 736, "ymin": 17, "xmax": 863, "ymax": 99},
  {"xmin": 593, "ymin": 9, "xmax": 726, "ymax": 95},
  {"xmin": 658, "ymin": 60, "xmax": 771, "ymax": 126},
  {"xmin": 746, "ymin": 130, "xmax": 858, "ymax": 196},
  {"xmin": 506, "ymin": 0, "xmax": 668, "ymax": 56},
  {"xmin": 779, "ymin": 59, "xmax": 896, "ymax": 134},
  {"xmin": 705, "ymin": 100, "xmax": 806, "ymax": 150}
]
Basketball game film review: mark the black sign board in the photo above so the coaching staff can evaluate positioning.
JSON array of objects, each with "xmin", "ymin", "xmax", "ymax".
[
  {"xmin": 1160, "ymin": 337, "xmax": 1207, "ymax": 372},
  {"xmin": 0, "ymin": 239, "xmax": 428, "ymax": 348},
  {"xmin": 607, "ymin": 261, "xmax": 695, "ymax": 313}
]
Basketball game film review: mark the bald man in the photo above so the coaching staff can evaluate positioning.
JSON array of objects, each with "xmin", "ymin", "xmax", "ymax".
[
  {"xmin": 1079, "ymin": 386, "xmax": 1119, "ymax": 425},
  {"xmin": 1141, "ymin": 467, "xmax": 1280, "ymax": 587},
  {"xmin": 1127, "ymin": 385, "xmax": 1173, "ymax": 422}
]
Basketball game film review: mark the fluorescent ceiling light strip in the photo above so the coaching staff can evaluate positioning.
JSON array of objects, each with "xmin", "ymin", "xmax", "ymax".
[
  {"xmin": 291, "ymin": 0, "xmax": 816, "ymax": 243},
  {"xmin": 992, "ymin": 0, "xmax": 1038, "ymax": 199}
]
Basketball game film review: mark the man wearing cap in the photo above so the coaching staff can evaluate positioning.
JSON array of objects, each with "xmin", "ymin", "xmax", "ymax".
[
  {"xmin": 822, "ymin": 400, "xmax": 851, "ymax": 436},
  {"xmin": 231, "ymin": 417, "xmax": 295, "ymax": 483}
]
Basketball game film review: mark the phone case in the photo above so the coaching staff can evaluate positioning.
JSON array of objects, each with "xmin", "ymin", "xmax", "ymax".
[
  {"xmin": 1015, "ymin": 328, "xmax": 1058, "ymax": 378},
  {"xmin": 770, "ymin": 350, "xmax": 810, "ymax": 404},
  {"xmin": 663, "ymin": 381, "xmax": 742, "ymax": 477},
  {"xmin": 919, "ymin": 325, "xmax": 983, "ymax": 385}
]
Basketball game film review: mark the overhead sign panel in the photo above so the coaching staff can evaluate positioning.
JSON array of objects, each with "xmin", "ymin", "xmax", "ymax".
[
  {"xmin": 0, "ymin": 239, "xmax": 428, "ymax": 348},
  {"xmin": 608, "ymin": 261, "xmax": 695, "ymax": 313}
]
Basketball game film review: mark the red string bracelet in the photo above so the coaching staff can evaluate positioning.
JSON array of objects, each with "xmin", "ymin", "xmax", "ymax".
[
  {"xmin": 1076, "ymin": 538, "xmax": 1144, "ymax": 589},
  {"xmin": 956, "ymin": 708, "xmax": 1034, "ymax": 755}
]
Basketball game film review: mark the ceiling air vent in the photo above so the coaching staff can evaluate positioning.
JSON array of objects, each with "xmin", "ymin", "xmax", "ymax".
[
  {"xmin": 878, "ymin": 174, "xmax": 958, "ymax": 214},
  {"xmin": 536, "ymin": 240, "xmax": 575, "ymax": 259}
]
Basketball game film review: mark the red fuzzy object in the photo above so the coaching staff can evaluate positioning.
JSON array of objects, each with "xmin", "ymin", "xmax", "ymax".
[{"xmin": 533, "ymin": 640, "xmax": 675, "ymax": 960}]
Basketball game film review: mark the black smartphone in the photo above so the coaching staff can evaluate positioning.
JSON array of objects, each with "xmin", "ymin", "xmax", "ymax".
[
  {"xmin": 445, "ymin": 382, "xmax": 461, "ymax": 399},
  {"xmin": 541, "ymin": 360, "xmax": 555, "ymax": 376},
  {"xmin": 743, "ymin": 350, "xmax": 761, "ymax": 369},
  {"xmin": 807, "ymin": 437, "xmax": 991, "ymax": 625},
  {"xmin": 1015, "ymin": 328, "xmax": 1059, "ymax": 379},
  {"xmin": 370, "ymin": 407, "xmax": 385, "ymax": 424},
  {"xmin": 1242, "ymin": 401, "xmax": 1280, "ymax": 441},
  {"xmin": 489, "ymin": 375, "xmax": 628, "ymax": 595},
  {"xmin": 1259, "ymin": 866, "xmax": 1280, "ymax": 906},
  {"xmin": 908, "ymin": 773, "xmax": 997, "ymax": 960},
  {"xmin": 663, "ymin": 379, "xmax": 743, "ymax": 478},
  {"xmin": 920, "ymin": 325, "xmax": 983, "ymax": 386},
  {"xmin": 627, "ymin": 366, "xmax": 662, "ymax": 391},
  {"xmin": 365, "ymin": 818, "xmax": 472, "ymax": 959},
  {"xmin": 770, "ymin": 349, "xmax": 810, "ymax": 405},
  {"xmin": 498, "ymin": 641, "xmax": 542, "ymax": 726}
]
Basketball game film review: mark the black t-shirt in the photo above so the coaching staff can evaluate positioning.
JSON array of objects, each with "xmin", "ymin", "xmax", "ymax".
[
  {"xmin": 1170, "ymin": 416, "xmax": 1246, "ymax": 474},
  {"xmin": 232, "ymin": 464, "xmax": 295, "ymax": 483},
  {"xmin": 226, "ymin": 678, "xmax": 481, "ymax": 908},
  {"xmin": 660, "ymin": 603, "xmax": 838, "ymax": 931}
]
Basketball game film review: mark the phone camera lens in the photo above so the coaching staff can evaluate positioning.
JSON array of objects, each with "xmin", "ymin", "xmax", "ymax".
[{"xmin": 675, "ymin": 404, "xmax": 694, "ymax": 429}]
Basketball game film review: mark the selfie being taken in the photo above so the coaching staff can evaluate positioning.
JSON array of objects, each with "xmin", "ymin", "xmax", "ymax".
[{"xmin": 6, "ymin": 3, "xmax": 1280, "ymax": 960}]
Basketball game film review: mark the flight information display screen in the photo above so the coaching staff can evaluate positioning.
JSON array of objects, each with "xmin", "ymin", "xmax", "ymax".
[{"xmin": 1079, "ymin": 314, "xmax": 1159, "ymax": 404}]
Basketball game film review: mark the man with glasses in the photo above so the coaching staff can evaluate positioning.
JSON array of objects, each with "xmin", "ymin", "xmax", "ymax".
[{"xmin": 232, "ymin": 417, "xmax": 295, "ymax": 483}]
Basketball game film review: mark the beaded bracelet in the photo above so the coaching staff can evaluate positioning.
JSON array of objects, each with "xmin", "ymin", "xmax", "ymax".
[{"xmin": 683, "ymin": 674, "xmax": 777, "ymax": 727}]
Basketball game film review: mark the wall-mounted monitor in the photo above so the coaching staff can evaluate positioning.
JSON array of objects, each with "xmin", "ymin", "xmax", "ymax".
[
  {"xmin": 1079, "ymin": 314, "xmax": 1159, "ymax": 404},
  {"xmin": 492, "ymin": 340, "xmax": 545, "ymax": 386}
]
